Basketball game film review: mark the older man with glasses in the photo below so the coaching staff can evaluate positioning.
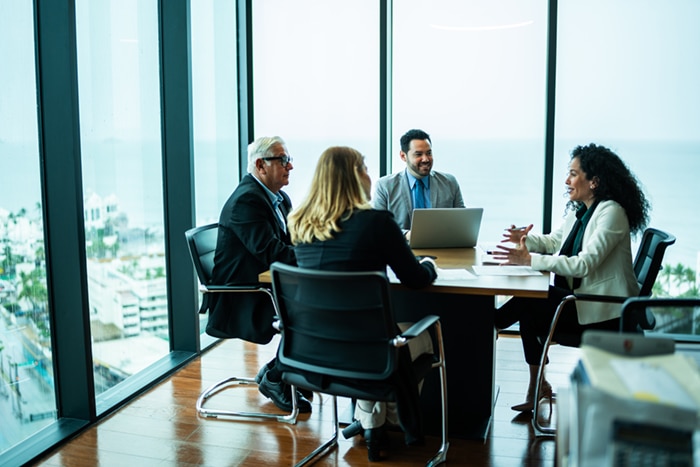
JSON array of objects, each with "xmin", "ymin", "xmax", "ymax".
[{"xmin": 205, "ymin": 135, "xmax": 312, "ymax": 413}]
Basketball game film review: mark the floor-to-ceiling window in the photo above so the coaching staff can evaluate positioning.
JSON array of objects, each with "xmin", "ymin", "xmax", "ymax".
[
  {"xmin": 191, "ymin": 0, "xmax": 239, "ymax": 227},
  {"xmin": 191, "ymin": 0, "xmax": 239, "ymax": 340},
  {"xmin": 252, "ymin": 0, "xmax": 380, "ymax": 207},
  {"xmin": 0, "ymin": 0, "xmax": 57, "ymax": 453},
  {"xmin": 392, "ymin": 0, "xmax": 549, "ymax": 244},
  {"xmin": 75, "ymin": 0, "xmax": 170, "ymax": 397},
  {"xmin": 555, "ymin": 0, "xmax": 700, "ymax": 297}
]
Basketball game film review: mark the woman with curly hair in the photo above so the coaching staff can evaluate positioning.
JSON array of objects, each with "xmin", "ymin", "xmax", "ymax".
[{"xmin": 492, "ymin": 143, "xmax": 650, "ymax": 412}]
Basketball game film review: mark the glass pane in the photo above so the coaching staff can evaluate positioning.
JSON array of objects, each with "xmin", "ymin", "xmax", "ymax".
[
  {"xmin": 75, "ymin": 0, "xmax": 169, "ymax": 397},
  {"xmin": 393, "ymin": 0, "xmax": 548, "ymax": 243},
  {"xmin": 253, "ymin": 0, "xmax": 379, "ymax": 206},
  {"xmin": 648, "ymin": 304, "xmax": 700, "ymax": 340},
  {"xmin": 191, "ymin": 0, "xmax": 238, "ymax": 338},
  {"xmin": 0, "ymin": 0, "xmax": 57, "ymax": 453},
  {"xmin": 555, "ymin": 0, "xmax": 700, "ymax": 296},
  {"xmin": 192, "ymin": 0, "xmax": 239, "ymax": 226}
]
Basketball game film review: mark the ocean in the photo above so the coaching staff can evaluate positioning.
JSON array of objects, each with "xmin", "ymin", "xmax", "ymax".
[{"xmin": 2, "ymin": 138, "xmax": 699, "ymax": 270}]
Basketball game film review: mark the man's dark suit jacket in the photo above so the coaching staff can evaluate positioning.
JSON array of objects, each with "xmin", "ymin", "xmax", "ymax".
[{"xmin": 206, "ymin": 174, "xmax": 296, "ymax": 344}]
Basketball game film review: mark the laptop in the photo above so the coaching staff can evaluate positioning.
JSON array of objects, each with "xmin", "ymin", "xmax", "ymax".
[{"xmin": 409, "ymin": 207, "xmax": 484, "ymax": 249}]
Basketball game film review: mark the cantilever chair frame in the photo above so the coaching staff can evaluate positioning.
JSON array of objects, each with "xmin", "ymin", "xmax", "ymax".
[
  {"xmin": 532, "ymin": 227, "xmax": 676, "ymax": 437},
  {"xmin": 185, "ymin": 223, "xmax": 297, "ymax": 424},
  {"xmin": 270, "ymin": 262, "xmax": 449, "ymax": 467}
]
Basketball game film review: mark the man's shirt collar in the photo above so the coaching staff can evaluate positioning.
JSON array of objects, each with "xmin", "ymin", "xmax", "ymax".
[
  {"xmin": 252, "ymin": 174, "xmax": 283, "ymax": 206},
  {"xmin": 405, "ymin": 169, "xmax": 429, "ymax": 190}
]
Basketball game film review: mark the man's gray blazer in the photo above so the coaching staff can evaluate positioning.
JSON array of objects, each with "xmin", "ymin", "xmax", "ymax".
[{"xmin": 372, "ymin": 169, "xmax": 465, "ymax": 231}]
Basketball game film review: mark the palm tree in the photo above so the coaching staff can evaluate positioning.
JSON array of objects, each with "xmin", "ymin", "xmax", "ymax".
[
  {"xmin": 1, "ymin": 244, "xmax": 16, "ymax": 276},
  {"xmin": 17, "ymin": 268, "xmax": 48, "ymax": 322},
  {"xmin": 682, "ymin": 266, "xmax": 696, "ymax": 288},
  {"xmin": 33, "ymin": 201, "xmax": 43, "ymax": 224},
  {"xmin": 680, "ymin": 285, "xmax": 699, "ymax": 298},
  {"xmin": 656, "ymin": 263, "xmax": 674, "ymax": 295},
  {"xmin": 35, "ymin": 245, "xmax": 45, "ymax": 267},
  {"xmin": 672, "ymin": 263, "xmax": 686, "ymax": 290},
  {"xmin": 653, "ymin": 263, "xmax": 673, "ymax": 296}
]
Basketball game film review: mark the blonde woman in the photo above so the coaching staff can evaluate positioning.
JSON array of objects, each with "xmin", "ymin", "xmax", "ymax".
[{"xmin": 288, "ymin": 146, "xmax": 436, "ymax": 461}]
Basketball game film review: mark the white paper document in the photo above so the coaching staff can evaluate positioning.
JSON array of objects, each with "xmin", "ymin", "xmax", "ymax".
[
  {"xmin": 472, "ymin": 265, "xmax": 542, "ymax": 276},
  {"xmin": 436, "ymin": 267, "xmax": 476, "ymax": 281},
  {"xmin": 609, "ymin": 359, "xmax": 698, "ymax": 410},
  {"xmin": 386, "ymin": 266, "xmax": 476, "ymax": 282}
]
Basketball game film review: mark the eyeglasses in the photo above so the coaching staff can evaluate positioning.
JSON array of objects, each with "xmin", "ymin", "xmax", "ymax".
[{"xmin": 262, "ymin": 155, "xmax": 293, "ymax": 167}]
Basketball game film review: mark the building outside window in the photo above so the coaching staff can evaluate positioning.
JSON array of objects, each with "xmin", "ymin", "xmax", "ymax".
[
  {"xmin": 75, "ymin": 0, "xmax": 170, "ymax": 398},
  {"xmin": 0, "ymin": 0, "xmax": 57, "ymax": 452}
]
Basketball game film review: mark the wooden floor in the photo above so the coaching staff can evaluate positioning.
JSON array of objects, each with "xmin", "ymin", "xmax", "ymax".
[{"xmin": 32, "ymin": 334, "xmax": 581, "ymax": 466}]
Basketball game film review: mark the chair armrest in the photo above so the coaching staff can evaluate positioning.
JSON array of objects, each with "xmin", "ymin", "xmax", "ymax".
[
  {"xmin": 197, "ymin": 284, "xmax": 277, "ymax": 316},
  {"xmin": 566, "ymin": 293, "xmax": 655, "ymax": 331},
  {"xmin": 391, "ymin": 315, "xmax": 439, "ymax": 347},
  {"xmin": 400, "ymin": 315, "xmax": 439, "ymax": 338},
  {"xmin": 204, "ymin": 284, "xmax": 271, "ymax": 292},
  {"xmin": 570, "ymin": 293, "xmax": 627, "ymax": 304}
]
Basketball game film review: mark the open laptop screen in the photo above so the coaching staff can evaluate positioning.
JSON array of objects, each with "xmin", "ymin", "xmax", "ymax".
[{"xmin": 409, "ymin": 208, "xmax": 484, "ymax": 249}]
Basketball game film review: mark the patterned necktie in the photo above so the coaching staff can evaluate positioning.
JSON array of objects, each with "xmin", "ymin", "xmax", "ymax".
[
  {"xmin": 414, "ymin": 178, "xmax": 426, "ymax": 210},
  {"xmin": 274, "ymin": 197, "xmax": 287, "ymax": 233}
]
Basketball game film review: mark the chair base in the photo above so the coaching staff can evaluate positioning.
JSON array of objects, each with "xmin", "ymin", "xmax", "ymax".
[
  {"xmin": 294, "ymin": 396, "xmax": 339, "ymax": 466},
  {"xmin": 196, "ymin": 376, "xmax": 297, "ymax": 424},
  {"xmin": 293, "ymin": 395, "xmax": 449, "ymax": 467},
  {"xmin": 427, "ymin": 442, "xmax": 450, "ymax": 467}
]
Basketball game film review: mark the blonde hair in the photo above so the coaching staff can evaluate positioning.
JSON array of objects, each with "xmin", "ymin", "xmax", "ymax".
[{"xmin": 288, "ymin": 146, "xmax": 371, "ymax": 244}]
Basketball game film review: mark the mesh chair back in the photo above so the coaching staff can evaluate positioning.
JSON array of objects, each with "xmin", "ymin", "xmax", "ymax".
[
  {"xmin": 633, "ymin": 228, "xmax": 676, "ymax": 296},
  {"xmin": 271, "ymin": 262, "xmax": 398, "ymax": 381},
  {"xmin": 185, "ymin": 223, "xmax": 218, "ymax": 285}
]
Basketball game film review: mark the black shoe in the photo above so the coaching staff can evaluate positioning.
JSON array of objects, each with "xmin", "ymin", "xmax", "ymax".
[
  {"xmin": 254, "ymin": 361, "xmax": 275, "ymax": 384},
  {"xmin": 364, "ymin": 426, "xmax": 390, "ymax": 462},
  {"xmin": 258, "ymin": 373, "xmax": 312, "ymax": 413},
  {"xmin": 256, "ymin": 362, "xmax": 313, "ymax": 400},
  {"xmin": 296, "ymin": 386, "xmax": 314, "ymax": 401}
]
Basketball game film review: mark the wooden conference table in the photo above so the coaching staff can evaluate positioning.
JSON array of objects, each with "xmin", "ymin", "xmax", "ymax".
[{"xmin": 261, "ymin": 247, "xmax": 550, "ymax": 440}]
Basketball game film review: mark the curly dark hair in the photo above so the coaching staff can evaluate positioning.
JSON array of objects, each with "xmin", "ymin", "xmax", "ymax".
[{"xmin": 568, "ymin": 143, "xmax": 650, "ymax": 235}]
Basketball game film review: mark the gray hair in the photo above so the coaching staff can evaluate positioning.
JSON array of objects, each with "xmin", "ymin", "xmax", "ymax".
[{"xmin": 247, "ymin": 136, "xmax": 286, "ymax": 173}]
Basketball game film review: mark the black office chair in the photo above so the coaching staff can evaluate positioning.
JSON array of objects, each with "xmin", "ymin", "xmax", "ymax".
[
  {"xmin": 270, "ymin": 262, "xmax": 449, "ymax": 467},
  {"xmin": 532, "ymin": 227, "xmax": 676, "ymax": 436},
  {"xmin": 185, "ymin": 223, "xmax": 296, "ymax": 423}
]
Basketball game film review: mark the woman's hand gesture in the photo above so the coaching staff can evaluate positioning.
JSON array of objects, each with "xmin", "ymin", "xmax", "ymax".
[
  {"xmin": 501, "ymin": 224, "xmax": 533, "ymax": 244},
  {"xmin": 493, "ymin": 235, "xmax": 532, "ymax": 266}
]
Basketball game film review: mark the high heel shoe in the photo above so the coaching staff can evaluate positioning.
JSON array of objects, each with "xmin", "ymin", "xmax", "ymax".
[{"xmin": 510, "ymin": 380, "xmax": 553, "ymax": 412}]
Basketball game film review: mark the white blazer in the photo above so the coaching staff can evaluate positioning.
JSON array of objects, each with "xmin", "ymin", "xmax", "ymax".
[{"xmin": 526, "ymin": 200, "xmax": 639, "ymax": 325}]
